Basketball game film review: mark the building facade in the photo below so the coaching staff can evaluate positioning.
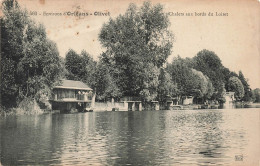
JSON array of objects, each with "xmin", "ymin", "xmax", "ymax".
[
  {"xmin": 223, "ymin": 91, "xmax": 235, "ymax": 108},
  {"xmin": 50, "ymin": 80, "xmax": 94, "ymax": 112}
]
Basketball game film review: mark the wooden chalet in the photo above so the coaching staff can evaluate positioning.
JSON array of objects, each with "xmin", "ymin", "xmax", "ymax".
[{"xmin": 50, "ymin": 80, "xmax": 94, "ymax": 112}]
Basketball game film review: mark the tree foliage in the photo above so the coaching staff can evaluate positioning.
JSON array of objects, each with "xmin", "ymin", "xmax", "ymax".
[
  {"xmin": 98, "ymin": 1, "xmax": 173, "ymax": 102},
  {"xmin": 65, "ymin": 49, "xmax": 97, "ymax": 89},
  {"xmin": 157, "ymin": 68, "xmax": 177, "ymax": 103},
  {"xmin": 95, "ymin": 53, "xmax": 121, "ymax": 100},
  {"xmin": 238, "ymin": 71, "xmax": 252, "ymax": 101},
  {"xmin": 166, "ymin": 56, "xmax": 214, "ymax": 103},
  {"xmin": 166, "ymin": 50, "xmax": 256, "ymax": 104},
  {"xmin": 166, "ymin": 56, "xmax": 195, "ymax": 97},
  {"xmin": 252, "ymin": 88, "xmax": 260, "ymax": 103},
  {"xmin": 191, "ymin": 69, "xmax": 214, "ymax": 99},
  {"xmin": 1, "ymin": 0, "xmax": 255, "ymax": 109},
  {"xmin": 192, "ymin": 49, "xmax": 226, "ymax": 99},
  {"xmin": 0, "ymin": 0, "xmax": 64, "ymax": 107},
  {"xmin": 228, "ymin": 76, "xmax": 245, "ymax": 100}
]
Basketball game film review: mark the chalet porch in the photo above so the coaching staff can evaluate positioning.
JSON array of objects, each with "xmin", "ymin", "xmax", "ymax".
[
  {"xmin": 50, "ymin": 80, "xmax": 94, "ymax": 113},
  {"xmin": 51, "ymin": 101, "xmax": 92, "ymax": 112}
]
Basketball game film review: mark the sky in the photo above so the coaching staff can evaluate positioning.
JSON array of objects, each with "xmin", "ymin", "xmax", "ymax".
[{"xmin": 2, "ymin": 0, "xmax": 260, "ymax": 89}]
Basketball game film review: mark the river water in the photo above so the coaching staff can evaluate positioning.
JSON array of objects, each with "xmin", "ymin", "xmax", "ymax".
[{"xmin": 0, "ymin": 108, "xmax": 259, "ymax": 165}]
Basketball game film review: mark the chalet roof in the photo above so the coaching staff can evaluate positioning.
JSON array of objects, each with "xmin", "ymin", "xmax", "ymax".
[{"xmin": 54, "ymin": 80, "xmax": 92, "ymax": 91}]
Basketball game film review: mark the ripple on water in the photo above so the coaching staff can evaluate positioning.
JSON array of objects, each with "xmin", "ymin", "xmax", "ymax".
[{"xmin": 0, "ymin": 108, "xmax": 259, "ymax": 165}]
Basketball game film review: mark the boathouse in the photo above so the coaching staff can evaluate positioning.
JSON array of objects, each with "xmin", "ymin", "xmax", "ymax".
[
  {"xmin": 119, "ymin": 96, "xmax": 160, "ymax": 111},
  {"xmin": 50, "ymin": 80, "xmax": 94, "ymax": 112},
  {"xmin": 120, "ymin": 96, "xmax": 142, "ymax": 111}
]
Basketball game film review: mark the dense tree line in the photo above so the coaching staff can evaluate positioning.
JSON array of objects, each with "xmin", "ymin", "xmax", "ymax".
[
  {"xmin": 64, "ymin": 2, "xmax": 175, "ymax": 103},
  {"xmin": 166, "ymin": 50, "xmax": 254, "ymax": 104},
  {"xmin": 98, "ymin": 2, "xmax": 173, "ymax": 103},
  {"xmin": 94, "ymin": 2, "xmax": 254, "ymax": 104},
  {"xmin": 1, "ymin": 0, "xmax": 64, "ymax": 108},
  {"xmin": 1, "ymin": 0, "xmax": 258, "ymax": 112}
]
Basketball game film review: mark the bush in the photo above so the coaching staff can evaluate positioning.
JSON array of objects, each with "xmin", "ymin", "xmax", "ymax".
[
  {"xmin": 15, "ymin": 97, "xmax": 44, "ymax": 115},
  {"xmin": 0, "ymin": 105, "xmax": 16, "ymax": 116}
]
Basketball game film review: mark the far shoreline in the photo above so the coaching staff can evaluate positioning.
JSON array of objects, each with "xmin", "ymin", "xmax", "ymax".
[{"xmin": 1, "ymin": 102, "xmax": 260, "ymax": 117}]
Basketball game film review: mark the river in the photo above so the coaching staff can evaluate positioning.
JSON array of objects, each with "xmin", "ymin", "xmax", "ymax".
[{"xmin": 0, "ymin": 108, "xmax": 259, "ymax": 165}]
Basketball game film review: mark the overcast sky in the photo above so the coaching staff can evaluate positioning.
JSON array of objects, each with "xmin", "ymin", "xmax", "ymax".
[{"xmin": 8, "ymin": 0, "xmax": 260, "ymax": 89}]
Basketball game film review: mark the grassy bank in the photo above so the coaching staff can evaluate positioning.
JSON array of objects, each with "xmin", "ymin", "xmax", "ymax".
[{"xmin": 0, "ymin": 98, "xmax": 44, "ymax": 116}]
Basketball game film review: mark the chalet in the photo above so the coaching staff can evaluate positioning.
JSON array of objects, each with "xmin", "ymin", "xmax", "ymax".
[{"xmin": 50, "ymin": 79, "xmax": 94, "ymax": 112}]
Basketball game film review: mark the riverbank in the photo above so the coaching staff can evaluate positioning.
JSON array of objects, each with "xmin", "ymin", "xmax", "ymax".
[
  {"xmin": 248, "ymin": 103, "xmax": 260, "ymax": 106},
  {"xmin": 234, "ymin": 102, "xmax": 260, "ymax": 108},
  {"xmin": 2, "ymin": 102, "xmax": 260, "ymax": 117},
  {"xmin": 0, "ymin": 98, "xmax": 44, "ymax": 117},
  {"xmin": 0, "ymin": 107, "xmax": 44, "ymax": 117}
]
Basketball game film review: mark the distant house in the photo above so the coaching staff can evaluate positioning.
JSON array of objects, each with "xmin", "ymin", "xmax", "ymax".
[
  {"xmin": 50, "ymin": 79, "xmax": 94, "ymax": 112},
  {"xmin": 182, "ymin": 96, "xmax": 194, "ymax": 105},
  {"xmin": 119, "ymin": 96, "xmax": 142, "ymax": 111},
  {"xmin": 162, "ymin": 95, "xmax": 174, "ymax": 110},
  {"xmin": 119, "ymin": 96, "xmax": 160, "ymax": 111},
  {"xmin": 223, "ymin": 92, "xmax": 235, "ymax": 108},
  {"xmin": 94, "ymin": 96, "xmax": 161, "ymax": 111}
]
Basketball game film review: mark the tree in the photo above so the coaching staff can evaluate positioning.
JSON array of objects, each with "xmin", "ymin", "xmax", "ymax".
[
  {"xmin": 0, "ymin": 0, "xmax": 64, "ymax": 107},
  {"xmin": 98, "ymin": 1, "xmax": 173, "ymax": 102},
  {"xmin": 191, "ymin": 69, "xmax": 208, "ymax": 97},
  {"xmin": 205, "ymin": 76, "xmax": 214, "ymax": 99},
  {"xmin": 191, "ymin": 69, "xmax": 214, "ymax": 100},
  {"xmin": 192, "ymin": 49, "xmax": 226, "ymax": 100},
  {"xmin": 0, "ymin": 57, "xmax": 17, "ymax": 107},
  {"xmin": 17, "ymin": 34, "xmax": 64, "ymax": 99},
  {"xmin": 228, "ymin": 76, "xmax": 245, "ymax": 101},
  {"xmin": 65, "ymin": 49, "xmax": 97, "ymax": 89},
  {"xmin": 222, "ymin": 67, "xmax": 238, "ymax": 90},
  {"xmin": 157, "ymin": 68, "xmax": 177, "ymax": 103},
  {"xmin": 65, "ymin": 49, "xmax": 82, "ymax": 80},
  {"xmin": 252, "ymin": 88, "xmax": 260, "ymax": 103},
  {"xmin": 139, "ymin": 63, "xmax": 160, "ymax": 102},
  {"xmin": 1, "ymin": 0, "xmax": 27, "ymax": 107},
  {"xmin": 238, "ymin": 71, "xmax": 253, "ymax": 102},
  {"xmin": 80, "ymin": 50, "xmax": 97, "ymax": 88},
  {"xmin": 167, "ymin": 56, "xmax": 216, "ymax": 104},
  {"xmin": 166, "ymin": 56, "xmax": 198, "ymax": 100},
  {"xmin": 95, "ymin": 54, "xmax": 121, "ymax": 100}
]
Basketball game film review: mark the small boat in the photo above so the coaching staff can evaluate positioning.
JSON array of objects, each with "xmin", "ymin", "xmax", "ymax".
[{"xmin": 83, "ymin": 107, "xmax": 94, "ymax": 112}]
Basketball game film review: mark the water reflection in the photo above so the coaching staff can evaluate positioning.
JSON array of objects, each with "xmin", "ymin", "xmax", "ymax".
[{"xmin": 0, "ymin": 109, "xmax": 259, "ymax": 165}]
